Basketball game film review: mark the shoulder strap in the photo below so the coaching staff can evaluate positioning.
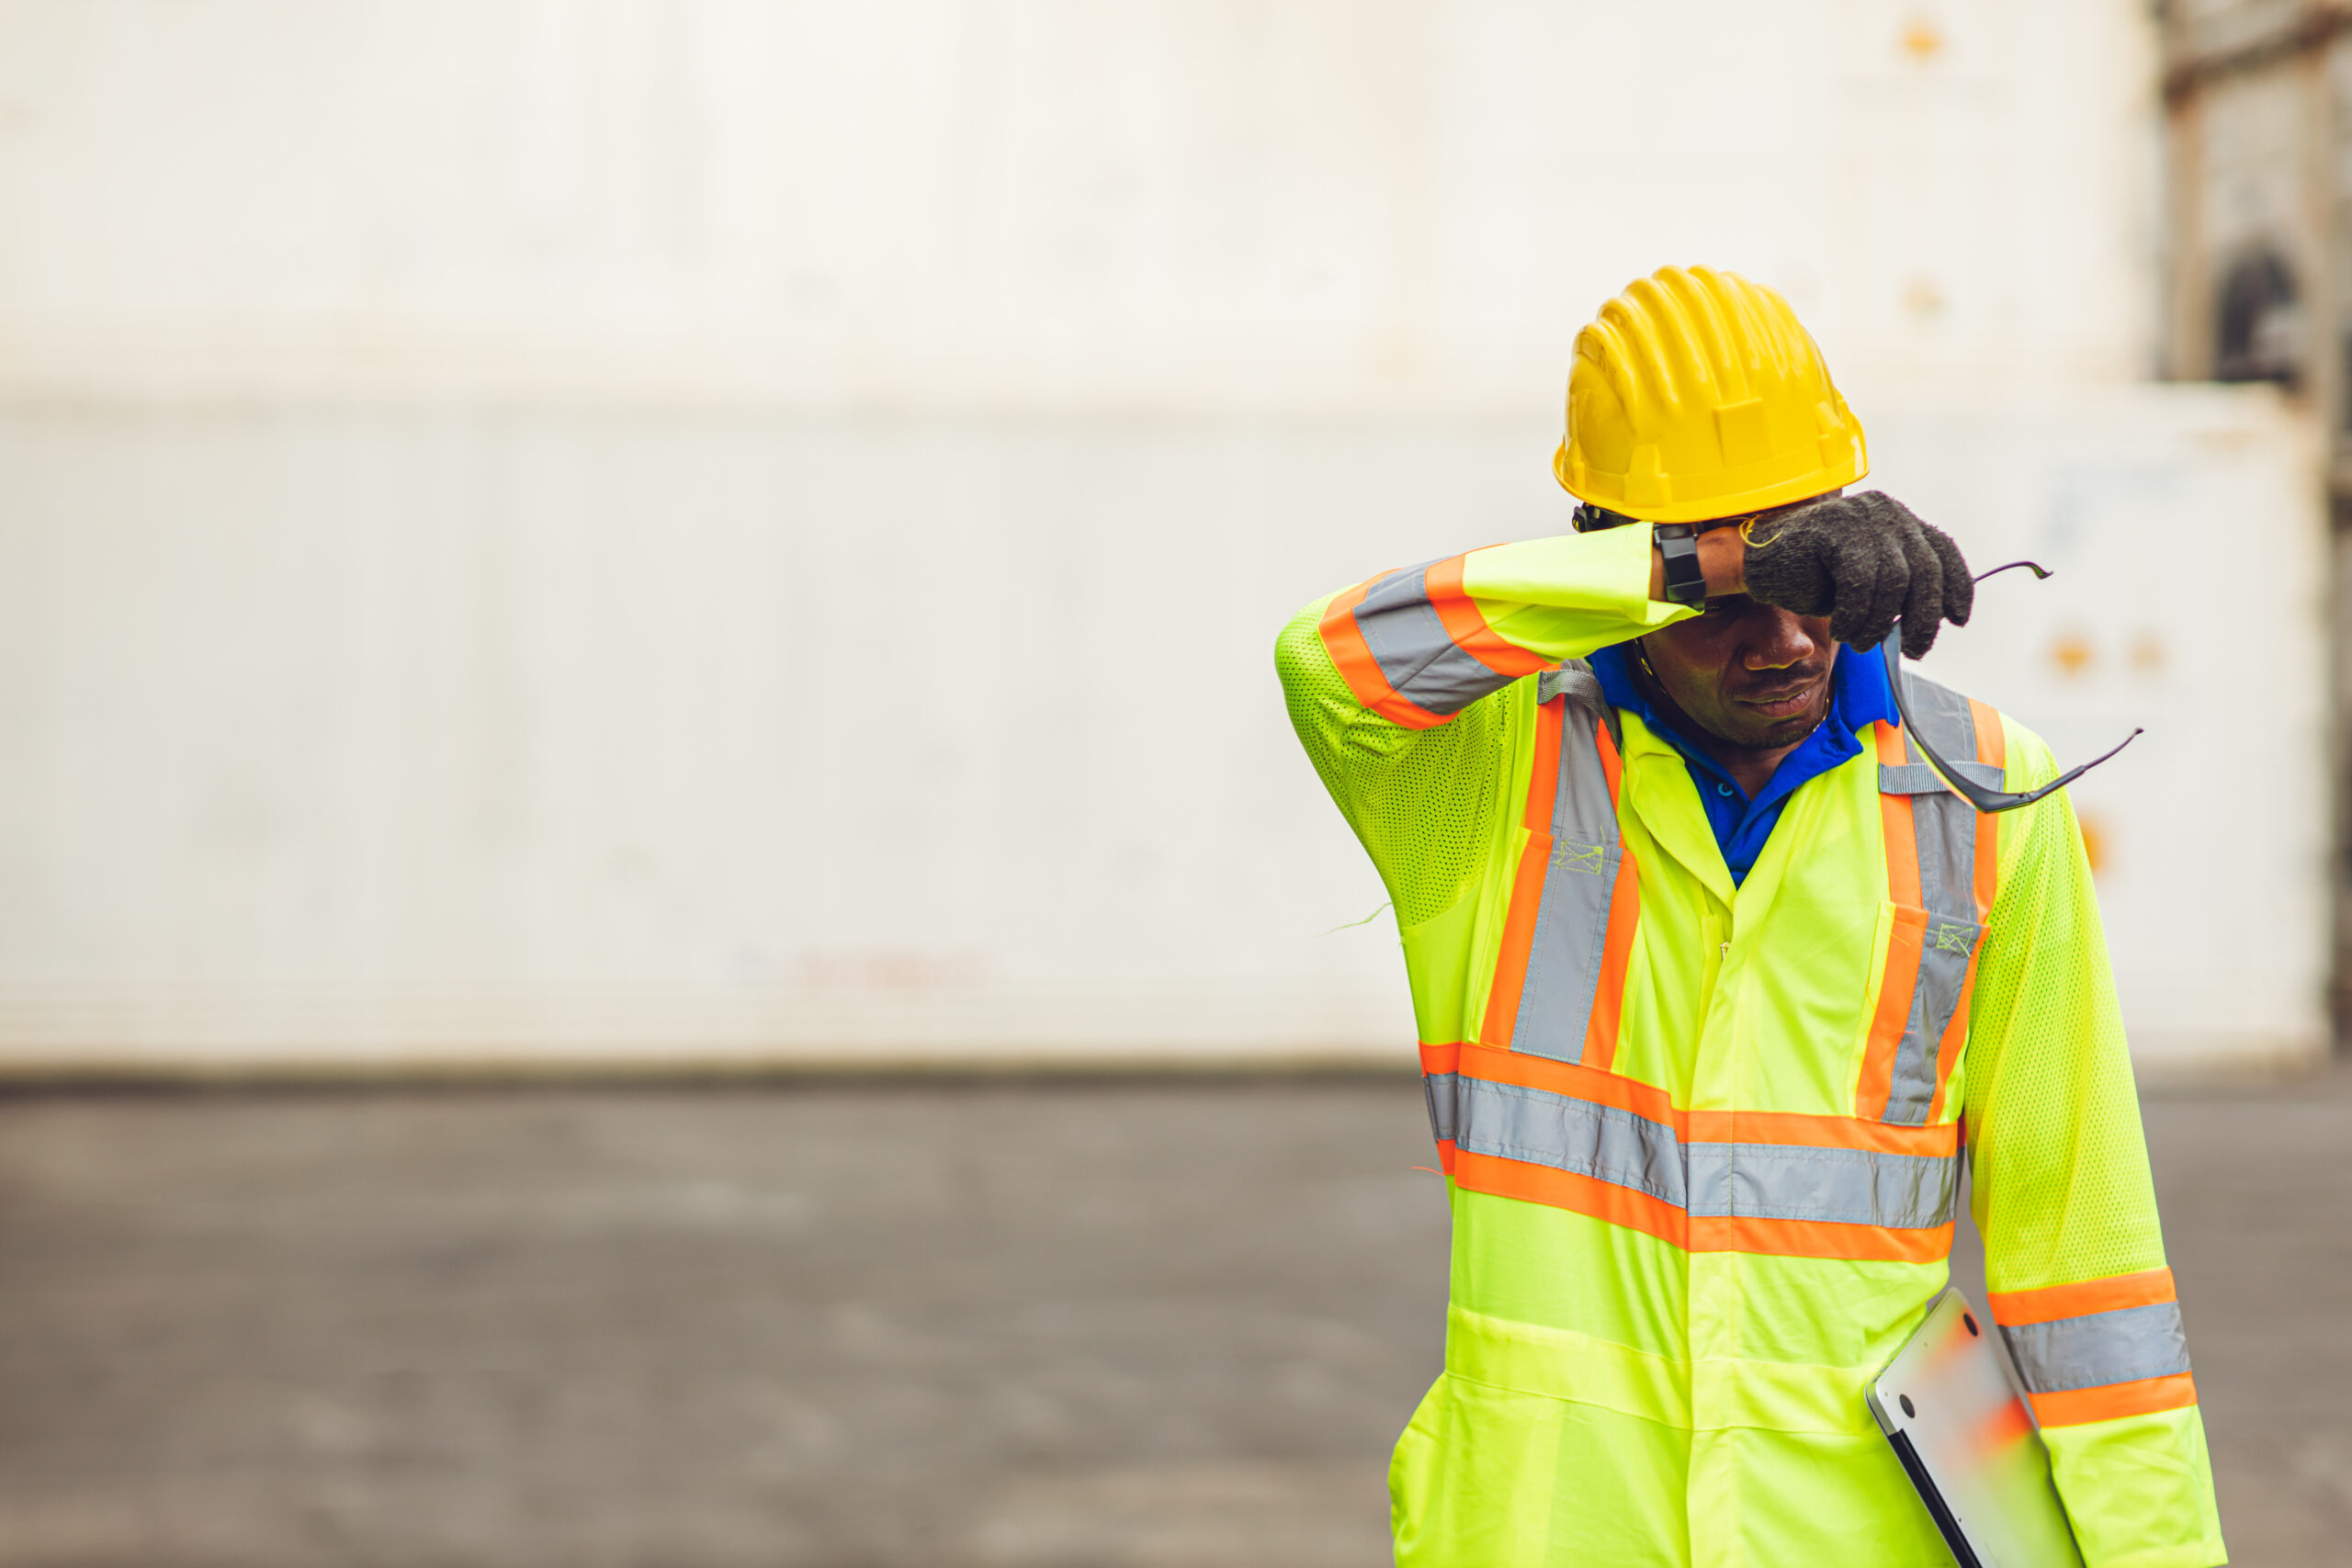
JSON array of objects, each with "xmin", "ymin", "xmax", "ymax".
[{"xmin": 1538, "ymin": 659, "xmax": 1623, "ymax": 750}]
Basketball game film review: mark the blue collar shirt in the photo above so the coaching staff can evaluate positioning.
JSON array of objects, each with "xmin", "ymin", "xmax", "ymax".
[{"xmin": 1585, "ymin": 642, "xmax": 1900, "ymax": 886}]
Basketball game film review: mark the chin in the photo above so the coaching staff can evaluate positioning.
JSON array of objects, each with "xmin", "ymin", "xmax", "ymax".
[{"xmin": 1747, "ymin": 709, "xmax": 1826, "ymax": 748}]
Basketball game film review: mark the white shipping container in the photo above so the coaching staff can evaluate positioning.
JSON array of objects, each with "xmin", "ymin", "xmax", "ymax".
[
  {"xmin": 0, "ymin": 387, "xmax": 2319, "ymax": 1073},
  {"xmin": 0, "ymin": 0, "xmax": 2320, "ymax": 1071}
]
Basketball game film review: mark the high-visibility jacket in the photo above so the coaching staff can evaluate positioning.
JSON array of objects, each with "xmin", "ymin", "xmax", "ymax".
[{"xmin": 1275, "ymin": 524, "xmax": 2225, "ymax": 1568}]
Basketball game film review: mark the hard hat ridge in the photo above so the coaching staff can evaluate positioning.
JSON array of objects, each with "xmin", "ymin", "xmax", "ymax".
[{"xmin": 1555, "ymin": 265, "xmax": 1868, "ymax": 524}]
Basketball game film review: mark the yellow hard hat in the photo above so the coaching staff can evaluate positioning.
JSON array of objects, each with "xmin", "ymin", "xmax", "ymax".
[{"xmin": 1553, "ymin": 265, "xmax": 1867, "ymax": 524}]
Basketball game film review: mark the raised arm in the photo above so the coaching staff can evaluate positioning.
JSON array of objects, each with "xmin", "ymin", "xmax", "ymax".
[
  {"xmin": 1306, "ymin": 525, "xmax": 1730, "ymax": 730},
  {"xmin": 1274, "ymin": 525, "xmax": 1700, "ymax": 931}
]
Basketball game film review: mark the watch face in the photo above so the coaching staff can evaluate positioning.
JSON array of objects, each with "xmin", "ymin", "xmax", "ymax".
[{"xmin": 1657, "ymin": 531, "xmax": 1706, "ymax": 604}]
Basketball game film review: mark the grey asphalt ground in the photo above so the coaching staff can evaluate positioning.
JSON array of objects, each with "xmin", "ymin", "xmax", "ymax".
[{"xmin": 0, "ymin": 1068, "xmax": 2338, "ymax": 1568}]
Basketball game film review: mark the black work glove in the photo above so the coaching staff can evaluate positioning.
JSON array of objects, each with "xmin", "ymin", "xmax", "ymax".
[{"xmin": 1739, "ymin": 491, "xmax": 1973, "ymax": 659}]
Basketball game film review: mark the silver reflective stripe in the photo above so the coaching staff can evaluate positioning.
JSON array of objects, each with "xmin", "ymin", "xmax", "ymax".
[
  {"xmin": 1686, "ymin": 1142, "xmax": 1958, "ymax": 1229},
  {"xmin": 1424, "ymin": 1072, "xmax": 1461, "ymax": 1145},
  {"xmin": 1999, "ymin": 1302, "xmax": 2192, "ymax": 1394},
  {"xmin": 1510, "ymin": 837, "xmax": 1619, "ymax": 1062},
  {"xmin": 1877, "ymin": 761, "xmax": 2005, "ymax": 795},
  {"xmin": 1896, "ymin": 670, "xmax": 1979, "ymax": 759},
  {"xmin": 1451, "ymin": 1076, "xmax": 1961, "ymax": 1230},
  {"xmin": 1511, "ymin": 700, "xmax": 1626, "ymax": 1062},
  {"xmin": 1352, "ymin": 562, "xmax": 1518, "ymax": 716},
  {"xmin": 1885, "ymin": 911, "xmax": 1984, "ymax": 1121},
  {"xmin": 1453, "ymin": 1077, "xmax": 1684, "ymax": 1205},
  {"xmin": 1883, "ymin": 672, "xmax": 1990, "ymax": 1125}
]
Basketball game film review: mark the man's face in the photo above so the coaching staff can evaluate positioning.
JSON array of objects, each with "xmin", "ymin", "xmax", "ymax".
[{"xmin": 1640, "ymin": 587, "xmax": 1838, "ymax": 753}]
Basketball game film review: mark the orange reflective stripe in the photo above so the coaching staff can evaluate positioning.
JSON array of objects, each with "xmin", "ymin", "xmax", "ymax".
[
  {"xmin": 2029, "ymin": 1371, "xmax": 2198, "ymax": 1428},
  {"xmin": 1684, "ymin": 1107, "xmax": 1960, "ymax": 1159},
  {"xmin": 1967, "ymin": 698, "xmax": 2005, "ymax": 914},
  {"xmin": 1419, "ymin": 1040, "xmax": 1462, "ymax": 1076},
  {"xmin": 1525, "ymin": 691, "xmax": 1565, "ymax": 823},
  {"xmin": 1875, "ymin": 720, "xmax": 1924, "ymax": 906},
  {"xmin": 1451, "ymin": 1146, "xmax": 1691, "ymax": 1246},
  {"xmin": 1855, "ymin": 903, "xmax": 1927, "ymax": 1118},
  {"xmin": 1476, "ymin": 841, "xmax": 1546, "ymax": 1048},
  {"xmin": 1700, "ymin": 1213, "xmax": 1954, "ymax": 1265},
  {"xmin": 1580, "ymin": 844, "xmax": 1640, "ymax": 1072},
  {"xmin": 1990, "ymin": 1267, "xmax": 2177, "ymax": 1326},
  {"xmin": 1423, "ymin": 554, "xmax": 1554, "ymax": 679},
  {"xmin": 1855, "ymin": 721, "xmax": 1923, "ymax": 1119},
  {"xmin": 1476, "ymin": 697, "xmax": 1565, "ymax": 1049},
  {"xmin": 1316, "ymin": 577, "xmax": 1448, "ymax": 730},
  {"xmin": 1968, "ymin": 695, "xmax": 2007, "ymax": 773},
  {"xmin": 1451, "ymin": 1040, "xmax": 1679, "ymax": 1122},
  {"xmin": 1595, "ymin": 708, "xmax": 1625, "ymax": 800},
  {"xmin": 1315, "ymin": 578, "xmax": 1384, "ymax": 703}
]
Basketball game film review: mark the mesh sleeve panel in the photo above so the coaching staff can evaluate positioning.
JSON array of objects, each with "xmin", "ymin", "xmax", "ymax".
[
  {"xmin": 1962, "ymin": 726, "xmax": 2168, "ymax": 1292},
  {"xmin": 1275, "ymin": 593, "xmax": 1513, "ymax": 930}
]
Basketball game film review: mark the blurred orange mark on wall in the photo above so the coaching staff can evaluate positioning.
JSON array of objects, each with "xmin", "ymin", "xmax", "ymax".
[
  {"xmin": 1901, "ymin": 17, "xmax": 1945, "ymax": 60},
  {"xmin": 2077, "ymin": 810, "xmax": 2108, "ymax": 876},
  {"xmin": 2050, "ymin": 629, "xmax": 2094, "ymax": 677},
  {"xmin": 2129, "ymin": 629, "xmax": 2166, "ymax": 673}
]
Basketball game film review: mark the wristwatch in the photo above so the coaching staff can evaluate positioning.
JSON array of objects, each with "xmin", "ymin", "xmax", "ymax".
[{"xmin": 1653, "ymin": 524, "xmax": 1707, "ymax": 607}]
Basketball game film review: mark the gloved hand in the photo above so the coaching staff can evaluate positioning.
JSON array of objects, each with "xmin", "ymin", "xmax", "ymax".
[{"xmin": 1739, "ymin": 491, "xmax": 1973, "ymax": 658}]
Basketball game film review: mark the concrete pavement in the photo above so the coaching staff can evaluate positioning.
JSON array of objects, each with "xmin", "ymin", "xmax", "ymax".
[{"xmin": 0, "ymin": 1069, "xmax": 2337, "ymax": 1566}]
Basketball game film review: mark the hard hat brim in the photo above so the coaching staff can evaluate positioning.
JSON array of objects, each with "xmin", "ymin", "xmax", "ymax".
[{"xmin": 1553, "ymin": 440, "xmax": 1867, "ymax": 524}]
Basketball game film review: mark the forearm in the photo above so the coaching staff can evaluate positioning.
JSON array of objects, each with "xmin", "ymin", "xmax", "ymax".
[
  {"xmin": 1312, "ymin": 526, "xmax": 1692, "ymax": 731},
  {"xmin": 1644, "ymin": 522, "xmax": 1747, "ymax": 602}
]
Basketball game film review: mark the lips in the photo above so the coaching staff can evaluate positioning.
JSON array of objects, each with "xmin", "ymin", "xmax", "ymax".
[{"xmin": 1736, "ymin": 676, "xmax": 1827, "ymax": 717}]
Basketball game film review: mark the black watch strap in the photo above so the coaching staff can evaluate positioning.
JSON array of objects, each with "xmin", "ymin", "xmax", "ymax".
[{"xmin": 1654, "ymin": 524, "xmax": 1707, "ymax": 607}]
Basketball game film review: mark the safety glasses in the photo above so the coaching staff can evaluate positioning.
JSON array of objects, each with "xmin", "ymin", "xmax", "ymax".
[{"xmin": 1881, "ymin": 560, "xmax": 2142, "ymax": 814}]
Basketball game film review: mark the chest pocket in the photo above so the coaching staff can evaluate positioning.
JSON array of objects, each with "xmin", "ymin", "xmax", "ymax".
[{"xmin": 1861, "ymin": 675, "xmax": 2005, "ymax": 1126}]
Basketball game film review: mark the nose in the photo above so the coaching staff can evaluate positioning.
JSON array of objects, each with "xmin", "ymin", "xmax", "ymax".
[{"xmin": 1742, "ymin": 604, "xmax": 1826, "ymax": 672}]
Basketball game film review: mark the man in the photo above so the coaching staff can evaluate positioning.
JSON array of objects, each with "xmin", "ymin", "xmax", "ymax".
[{"xmin": 1275, "ymin": 266, "xmax": 2224, "ymax": 1566}]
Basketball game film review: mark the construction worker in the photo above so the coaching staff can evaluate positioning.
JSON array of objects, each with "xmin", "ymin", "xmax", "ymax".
[{"xmin": 1275, "ymin": 266, "xmax": 2224, "ymax": 1566}]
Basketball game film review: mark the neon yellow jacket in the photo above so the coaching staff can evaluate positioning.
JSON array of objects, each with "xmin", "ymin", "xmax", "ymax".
[{"xmin": 1276, "ymin": 524, "xmax": 2224, "ymax": 1568}]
